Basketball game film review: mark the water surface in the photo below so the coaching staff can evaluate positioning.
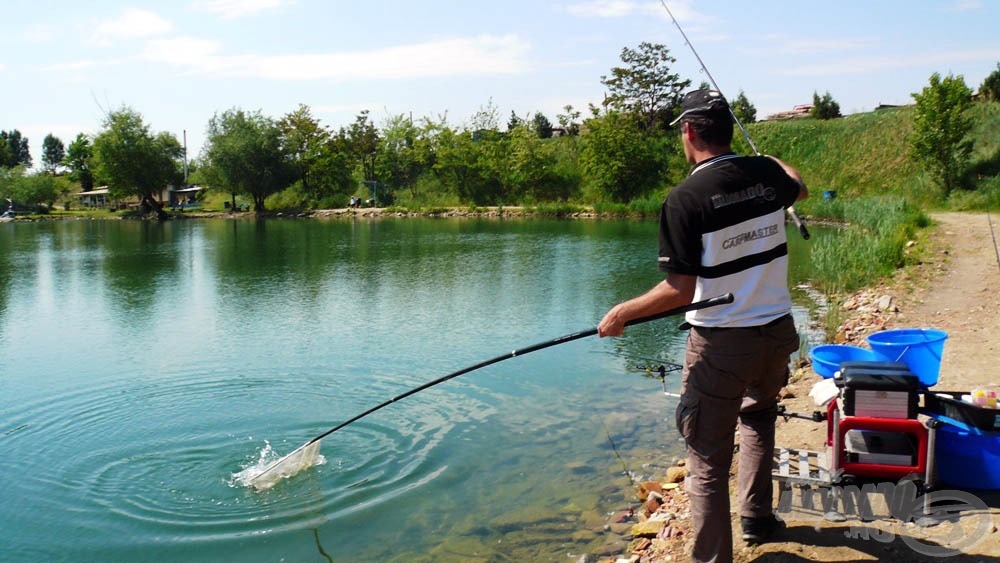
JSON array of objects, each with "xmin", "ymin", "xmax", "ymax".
[{"xmin": 0, "ymin": 217, "xmax": 824, "ymax": 562}]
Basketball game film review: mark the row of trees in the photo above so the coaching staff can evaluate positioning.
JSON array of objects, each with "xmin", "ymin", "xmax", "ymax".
[{"xmin": 2, "ymin": 44, "xmax": 998, "ymax": 216}]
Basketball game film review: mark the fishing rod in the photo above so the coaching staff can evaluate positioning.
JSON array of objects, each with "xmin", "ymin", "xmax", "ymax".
[
  {"xmin": 660, "ymin": 0, "xmax": 810, "ymax": 240},
  {"xmin": 247, "ymin": 293, "xmax": 734, "ymax": 490}
]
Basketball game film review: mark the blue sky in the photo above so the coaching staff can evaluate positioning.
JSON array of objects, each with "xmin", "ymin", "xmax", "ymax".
[{"xmin": 2, "ymin": 0, "xmax": 998, "ymax": 169}]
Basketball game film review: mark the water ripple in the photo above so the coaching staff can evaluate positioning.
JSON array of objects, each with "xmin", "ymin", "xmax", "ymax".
[{"xmin": 1, "ymin": 366, "xmax": 497, "ymax": 550}]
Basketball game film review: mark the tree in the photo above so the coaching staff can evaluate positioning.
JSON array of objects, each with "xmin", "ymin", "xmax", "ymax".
[
  {"xmin": 600, "ymin": 42, "xmax": 691, "ymax": 130},
  {"xmin": 503, "ymin": 121, "xmax": 575, "ymax": 202},
  {"xmin": 434, "ymin": 127, "xmax": 500, "ymax": 205},
  {"xmin": 810, "ymin": 91, "xmax": 841, "ymax": 120},
  {"xmin": 557, "ymin": 105, "xmax": 581, "ymax": 136},
  {"xmin": 42, "ymin": 134, "xmax": 65, "ymax": 174},
  {"xmin": 3, "ymin": 166, "xmax": 68, "ymax": 210},
  {"xmin": 730, "ymin": 90, "xmax": 757, "ymax": 124},
  {"xmin": 507, "ymin": 111, "xmax": 523, "ymax": 132},
  {"xmin": 376, "ymin": 114, "xmax": 433, "ymax": 203},
  {"xmin": 1, "ymin": 129, "xmax": 32, "ymax": 168},
  {"xmin": 531, "ymin": 112, "xmax": 554, "ymax": 139},
  {"xmin": 63, "ymin": 133, "xmax": 95, "ymax": 191},
  {"xmin": 980, "ymin": 62, "xmax": 1000, "ymax": 102},
  {"xmin": 92, "ymin": 107, "xmax": 183, "ymax": 220},
  {"xmin": 344, "ymin": 110, "xmax": 381, "ymax": 201},
  {"xmin": 278, "ymin": 104, "xmax": 352, "ymax": 205},
  {"xmin": 203, "ymin": 108, "xmax": 295, "ymax": 212},
  {"xmin": 910, "ymin": 72, "xmax": 974, "ymax": 195},
  {"xmin": 579, "ymin": 111, "xmax": 667, "ymax": 202}
]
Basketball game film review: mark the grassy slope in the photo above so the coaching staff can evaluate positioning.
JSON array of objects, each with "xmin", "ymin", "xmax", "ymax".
[{"xmin": 740, "ymin": 101, "xmax": 1000, "ymax": 212}]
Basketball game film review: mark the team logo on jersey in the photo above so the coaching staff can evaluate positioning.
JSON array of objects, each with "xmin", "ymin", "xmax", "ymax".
[
  {"xmin": 711, "ymin": 183, "xmax": 776, "ymax": 209},
  {"xmin": 722, "ymin": 224, "xmax": 780, "ymax": 249}
]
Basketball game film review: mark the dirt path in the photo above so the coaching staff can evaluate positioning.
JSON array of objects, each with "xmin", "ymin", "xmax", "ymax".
[
  {"xmin": 897, "ymin": 212, "xmax": 1000, "ymax": 389},
  {"xmin": 739, "ymin": 212, "xmax": 1000, "ymax": 562}
]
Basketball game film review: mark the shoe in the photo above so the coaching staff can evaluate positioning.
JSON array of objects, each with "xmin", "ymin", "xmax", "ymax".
[{"xmin": 741, "ymin": 514, "xmax": 785, "ymax": 544}]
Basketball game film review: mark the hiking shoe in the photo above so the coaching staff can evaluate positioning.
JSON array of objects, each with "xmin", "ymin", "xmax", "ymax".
[{"xmin": 741, "ymin": 514, "xmax": 785, "ymax": 544}]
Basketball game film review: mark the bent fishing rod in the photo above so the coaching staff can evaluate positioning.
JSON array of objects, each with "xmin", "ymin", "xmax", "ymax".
[
  {"xmin": 660, "ymin": 0, "xmax": 810, "ymax": 240},
  {"xmin": 249, "ymin": 293, "xmax": 733, "ymax": 487}
]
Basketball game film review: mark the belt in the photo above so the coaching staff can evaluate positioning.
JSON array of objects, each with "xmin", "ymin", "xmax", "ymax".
[{"xmin": 679, "ymin": 313, "xmax": 792, "ymax": 332}]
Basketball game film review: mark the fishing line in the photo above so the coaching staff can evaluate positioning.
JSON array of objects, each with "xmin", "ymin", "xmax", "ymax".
[
  {"xmin": 988, "ymin": 207, "xmax": 1000, "ymax": 274},
  {"xmin": 600, "ymin": 417, "xmax": 638, "ymax": 488},
  {"xmin": 659, "ymin": 0, "xmax": 810, "ymax": 240}
]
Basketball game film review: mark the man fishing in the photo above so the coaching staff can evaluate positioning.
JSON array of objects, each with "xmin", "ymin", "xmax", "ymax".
[{"xmin": 598, "ymin": 87, "xmax": 808, "ymax": 563}]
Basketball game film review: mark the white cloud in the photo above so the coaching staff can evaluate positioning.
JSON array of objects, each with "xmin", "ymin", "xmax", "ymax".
[
  {"xmin": 950, "ymin": 0, "xmax": 983, "ymax": 11},
  {"xmin": 22, "ymin": 24, "xmax": 55, "ymax": 43},
  {"xmin": 43, "ymin": 59, "xmax": 115, "ymax": 72},
  {"xmin": 142, "ymin": 37, "xmax": 224, "ymax": 66},
  {"xmin": 780, "ymin": 48, "xmax": 999, "ymax": 76},
  {"xmin": 565, "ymin": 0, "xmax": 642, "ymax": 18},
  {"xmin": 143, "ymin": 34, "xmax": 534, "ymax": 81},
  {"xmin": 749, "ymin": 36, "xmax": 875, "ymax": 56},
  {"xmin": 313, "ymin": 103, "xmax": 379, "ymax": 115},
  {"xmin": 191, "ymin": 0, "xmax": 296, "ymax": 19},
  {"xmin": 90, "ymin": 8, "xmax": 173, "ymax": 46},
  {"xmin": 564, "ymin": 0, "xmax": 705, "ymax": 23}
]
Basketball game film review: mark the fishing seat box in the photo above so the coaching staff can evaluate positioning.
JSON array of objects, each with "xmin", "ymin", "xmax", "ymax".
[{"xmin": 833, "ymin": 361, "xmax": 920, "ymax": 419}]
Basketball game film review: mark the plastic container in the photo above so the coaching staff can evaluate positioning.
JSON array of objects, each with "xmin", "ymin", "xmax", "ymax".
[
  {"xmin": 865, "ymin": 328, "xmax": 948, "ymax": 387},
  {"xmin": 933, "ymin": 420, "xmax": 1000, "ymax": 490},
  {"xmin": 925, "ymin": 391, "xmax": 1000, "ymax": 431},
  {"xmin": 809, "ymin": 344, "xmax": 878, "ymax": 379}
]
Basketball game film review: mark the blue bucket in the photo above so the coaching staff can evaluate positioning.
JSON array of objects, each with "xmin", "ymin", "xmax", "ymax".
[
  {"xmin": 809, "ymin": 344, "xmax": 878, "ymax": 379},
  {"xmin": 865, "ymin": 328, "xmax": 947, "ymax": 387}
]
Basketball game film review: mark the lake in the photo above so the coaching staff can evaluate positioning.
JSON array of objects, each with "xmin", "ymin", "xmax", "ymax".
[{"xmin": 0, "ymin": 217, "xmax": 824, "ymax": 562}]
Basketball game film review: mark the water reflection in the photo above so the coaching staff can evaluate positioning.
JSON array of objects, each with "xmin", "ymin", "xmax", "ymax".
[{"xmin": 0, "ymin": 217, "xmax": 830, "ymax": 562}]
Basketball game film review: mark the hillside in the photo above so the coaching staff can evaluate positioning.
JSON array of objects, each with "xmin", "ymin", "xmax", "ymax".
[{"xmin": 741, "ymin": 101, "xmax": 1000, "ymax": 212}]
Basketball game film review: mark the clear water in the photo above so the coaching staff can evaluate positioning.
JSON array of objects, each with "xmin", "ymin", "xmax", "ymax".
[{"xmin": 0, "ymin": 218, "xmax": 824, "ymax": 562}]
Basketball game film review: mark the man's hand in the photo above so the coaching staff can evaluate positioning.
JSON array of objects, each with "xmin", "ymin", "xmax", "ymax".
[
  {"xmin": 598, "ymin": 305, "xmax": 627, "ymax": 337},
  {"xmin": 596, "ymin": 274, "xmax": 696, "ymax": 338}
]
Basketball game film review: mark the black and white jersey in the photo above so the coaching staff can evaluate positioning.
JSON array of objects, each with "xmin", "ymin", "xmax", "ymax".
[{"xmin": 658, "ymin": 153, "xmax": 802, "ymax": 327}]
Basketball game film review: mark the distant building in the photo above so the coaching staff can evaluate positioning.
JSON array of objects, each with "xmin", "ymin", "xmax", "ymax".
[
  {"xmin": 73, "ymin": 187, "xmax": 111, "ymax": 208},
  {"xmin": 766, "ymin": 104, "xmax": 812, "ymax": 121}
]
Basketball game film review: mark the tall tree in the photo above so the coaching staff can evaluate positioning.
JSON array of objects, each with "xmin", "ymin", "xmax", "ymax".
[
  {"xmin": 376, "ymin": 114, "xmax": 430, "ymax": 202},
  {"xmin": 557, "ymin": 104, "xmax": 581, "ymax": 136},
  {"xmin": 1, "ymin": 130, "xmax": 32, "ymax": 168},
  {"xmin": 600, "ymin": 42, "xmax": 691, "ymax": 130},
  {"xmin": 730, "ymin": 90, "xmax": 757, "ymax": 125},
  {"xmin": 92, "ymin": 107, "xmax": 183, "ymax": 219},
  {"xmin": 579, "ymin": 111, "xmax": 667, "ymax": 202},
  {"xmin": 810, "ymin": 91, "xmax": 842, "ymax": 120},
  {"xmin": 203, "ymin": 108, "xmax": 295, "ymax": 212},
  {"xmin": 279, "ymin": 104, "xmax": 335, "ymax": 203},
  {"xmin": 42, "ymin": 134, "xmax": 65, "ymax": 174},
  {"xmin": 345, "ymin": 110, "xmax": 381, "ymax": 196},
  {"xmin": 63, "ymin": 133, "xmax": 95, "ymax": 191},
  {"xmin": 910, "ymin": 72, "xmax": 974, "ymax": 194},
  {"xmin": 531, "ymin": 112, "xmax": 554, "ymax": 139},
  {"xmin": 981, "ymin": 62, "xmax": 1000, "ymax": 102}
]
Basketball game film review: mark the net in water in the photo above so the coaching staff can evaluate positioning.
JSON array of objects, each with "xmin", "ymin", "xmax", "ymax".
[{"xmin": 236, "ymin": 440, "xmax": 323, "ymax": 491}]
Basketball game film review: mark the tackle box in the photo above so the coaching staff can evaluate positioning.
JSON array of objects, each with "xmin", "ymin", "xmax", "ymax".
[
  {"xmin": 924, "ymin": 391, "xmax": 1000, "ymax": 431},
  {"xmin": 834, "ymin": 362, "xmax": 920, "ymax": 419}
]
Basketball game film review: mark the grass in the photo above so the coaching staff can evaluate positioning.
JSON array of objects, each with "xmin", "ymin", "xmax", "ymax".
[{"xmin": 806, "ymin": 196, "xmax": 929, "ymax": 336}]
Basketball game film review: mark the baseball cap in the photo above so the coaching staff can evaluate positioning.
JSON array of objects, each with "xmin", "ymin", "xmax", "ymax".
[{"xmin": 669, "ymin": 88, "xmax": 730, "ymax": 126}]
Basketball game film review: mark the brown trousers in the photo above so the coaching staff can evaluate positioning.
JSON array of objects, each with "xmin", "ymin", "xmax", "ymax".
[{"xmin": 675, "ymin": 315, "xmax": 799, "ymax": 563}]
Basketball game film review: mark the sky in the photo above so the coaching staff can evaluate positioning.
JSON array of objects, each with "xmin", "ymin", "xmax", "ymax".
[{"xmin": 2, "ymin": 0, "xmax": 998, "ymax": 170}]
